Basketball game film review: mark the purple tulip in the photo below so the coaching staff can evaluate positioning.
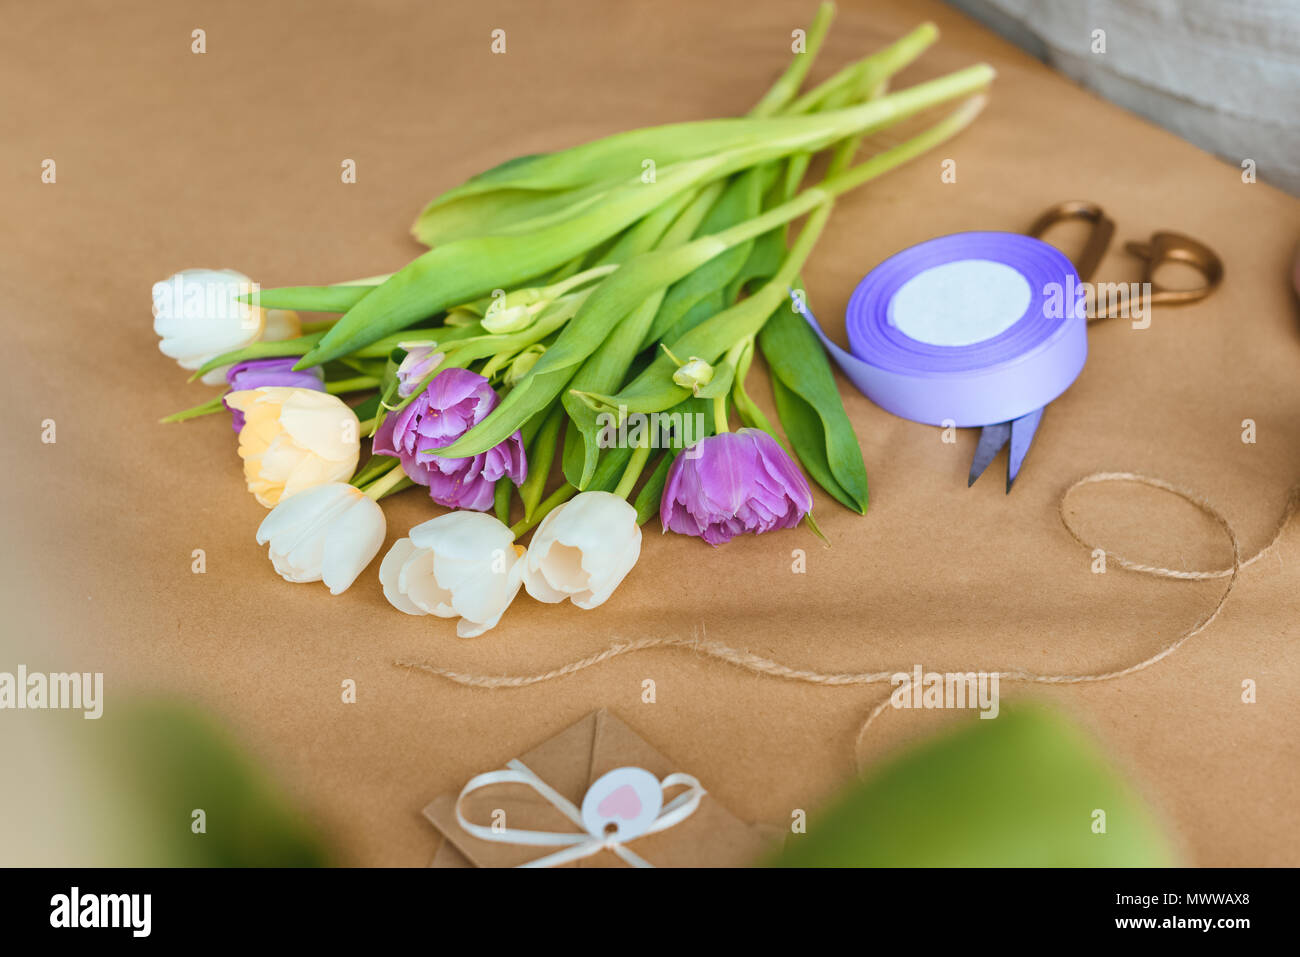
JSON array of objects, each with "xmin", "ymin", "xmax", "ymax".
[
  {"xmin": 372, "ymin": 367, "xmax": 526, "ymax": 511},
  {"xmin": 223, "ymin": 357, "xmax": 325, "ymax": 431},
  {"xmin": 396, "ymin": 345, "xmax": 444, "ymax": 397},
  {"xmin": 660, "ymin": 428, "xmax": 813, "ymax": 545}
]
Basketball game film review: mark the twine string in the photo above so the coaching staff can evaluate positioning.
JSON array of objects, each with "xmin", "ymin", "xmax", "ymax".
[{"xmin": 395, "ymin": 472, "xmax": 1299, "ymax": 770}]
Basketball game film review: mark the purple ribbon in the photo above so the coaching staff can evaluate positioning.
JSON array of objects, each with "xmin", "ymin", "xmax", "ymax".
[{"xmin": 799, "ymin": 231, "xmax": 1087, "ymax": 427}]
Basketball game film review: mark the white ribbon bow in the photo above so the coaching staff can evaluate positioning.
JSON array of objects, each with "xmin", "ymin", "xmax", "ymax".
[{"xmin": 454, "ymin": 759, "xmax": 707, "ymax": 868}]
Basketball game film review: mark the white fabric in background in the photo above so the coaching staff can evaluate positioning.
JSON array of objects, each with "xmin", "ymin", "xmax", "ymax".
[{"xmin": 945, "ymin": 0, "xmax": 1300, "ymax": 195}]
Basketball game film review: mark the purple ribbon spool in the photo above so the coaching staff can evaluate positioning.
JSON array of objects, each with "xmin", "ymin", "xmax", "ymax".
[{"xmin": 803, "ymin": 231, "xmax": 1087, "ymax": 427}]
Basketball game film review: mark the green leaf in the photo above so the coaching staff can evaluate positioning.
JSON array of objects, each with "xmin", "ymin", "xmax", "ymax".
[
  {"xmin": 190, "ymin": 333, "xmax": 325, "ymax": 380},
  {"xmin": 767, "ymin": 706, "xmax": 1175, "ymax": 867},
  {"xmin": 600, "ymin": 246, "xmax": 822, "ymax": 416},
  {"xmin": 563, "ymin": 290, "xmax": 670, "ymax": 488},
  {"xmin": 559, "ymin": 180, "xmax": 733, "ymax": 487},
  {"xmin": 759, "ymin": 293, "xmax": 868, "ymax": 513},
  {"xmin": 296, "ymin": 69, "xmax": 996, "ymax": 369},
  {"xmin": 692, "ymin": 357, "xmax": 736, "ymax": 400},
  {"xmin": 432, "ymin": 229, "xmax": 738, "ymax": 458},
  {"xmin": 251, "ymin": 286, "xmax": 377, "ymax": 313},
  {"xmin": 640, "ymin": 166, "xmax": 770, "ymax": 348},
  {"xmin": 300, "ymin": 155, "xmax": 728, "ymax": 368},
  {"xmin": 569, "ymin": 424, "xmax": 634, "ymax": 494},
  {"xmin": 769, "ymin": 374, "xmax": 856, "ymax": 511},
  {"xmin": 413, "ymin": 182, "xmax": 609, "ymax": 248},
  {"xmin": 633, "ymin": 395, "xmax": 717, "ymax": 524},
  {"xmin": 420, "ymin": 110, "xmax": 841, "ymax": 208},
  {"xmin": 350, "ymin": 393, "xmax": 382, "ymax": 423},
  {"xmin": 634, "ymin": 452, "xmax": 671, "ymax": 525}
]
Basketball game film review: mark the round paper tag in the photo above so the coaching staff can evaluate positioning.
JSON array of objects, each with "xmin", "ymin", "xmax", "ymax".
[{"xmin": 580, "ymin": 767, "xmax": 663, "ymax": 842}]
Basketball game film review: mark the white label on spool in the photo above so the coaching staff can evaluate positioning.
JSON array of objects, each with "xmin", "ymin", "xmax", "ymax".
[{"xmin": 888, "ymin": 258, "xmax": 1032, "ymax": 347}]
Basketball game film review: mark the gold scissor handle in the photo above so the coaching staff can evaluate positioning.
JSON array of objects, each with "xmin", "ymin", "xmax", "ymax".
[
  {"xmin": 1028, "ymin": 202, "xmax": 1224, "ymax": 320},
  {"xmin": 1027, "ymin": 200, "xmax": 1116, "ymax": 283},
  {"xmin": 1123, "ymin": 231, "xmax": 1224, "ymax": 306}
]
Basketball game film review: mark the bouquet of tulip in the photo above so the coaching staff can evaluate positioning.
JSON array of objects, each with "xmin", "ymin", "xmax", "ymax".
[{"xmin": 155, "ymin": 5, "xmax": 993, "ymax": 636}]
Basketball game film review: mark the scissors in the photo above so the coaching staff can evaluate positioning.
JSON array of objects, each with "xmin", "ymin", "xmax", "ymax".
[{"xmin": 968, "ymin": 202, "xmax": 1225, "ymax": 492}]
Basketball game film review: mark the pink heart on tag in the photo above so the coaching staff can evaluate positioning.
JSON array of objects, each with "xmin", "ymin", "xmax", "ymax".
[{"xmin": 597, "ymin": 784, "xmax": 642, "ymax": 821}]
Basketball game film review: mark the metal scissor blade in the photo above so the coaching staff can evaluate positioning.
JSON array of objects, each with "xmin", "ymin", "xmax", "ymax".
[
  {"xmin": 968, "ymin": 422, "xmax": 1012, "ymax": 487},
  {"xmin": 1006, "ymin": 407, "xmax": 1045, "ymax": 493}
]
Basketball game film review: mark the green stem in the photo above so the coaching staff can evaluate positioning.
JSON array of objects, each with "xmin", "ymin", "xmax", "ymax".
[
  {"xmin": 159, "ymin": 394, "xmax": 227, "ymax": 424},
  {"xmin": 710, "ymin": 90, "xmax": 989, "ymax": 257},
  {"xmin": 361, "ymin": 465, "xmax": 411, "ymax": 501},
  {"xmin": 613, "ymin": 434, "xmax": 653, "ymax": 500},
  {"xmin": 299, "ymin": 318, "xmax": 339, "ymax": 334},
  {"xmin": 731, "ymin": 339, "xmax": 785, "ymax": 447},
  {"xmin": 545, "ymin": 263, "xmax": 619, "ymax": 297},
  {"xmin": 520, "ymin": 404, "xmax": 566, "ymax": 520},
  {"xmin": 712, "ymin": 394, "xmax": 730, "ymax": 435},
  {"xmin": 508, "ymin": 483, "xmax": 576, "ymax": 538},
  {"xmin": 750, "ymin": 2, "xmax": 836, "ymax": 118},
  {"xmin": 494, "ymin": 477, "xmax": 513, "ymax": 525},
  {"xmin": 325, "ymin": 375, "xmax": 381, "ymax": 394},
  {"xmin": 786, "ymin": 22, "xmax": 938, "ymax": 115}
]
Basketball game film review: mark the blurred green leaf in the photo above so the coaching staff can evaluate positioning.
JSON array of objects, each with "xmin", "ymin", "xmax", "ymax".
[
  {"xmin": 95, "ymin": 700, "xmax": 332, "ymax": 867},
  {"xmin": 769, "ymin": 706, "xmax": 1175, "ymax": 867}
]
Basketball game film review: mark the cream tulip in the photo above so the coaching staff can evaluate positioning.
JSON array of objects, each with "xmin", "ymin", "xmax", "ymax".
[
  {"xmin": 379, "ymin": 511, "xmax": 525, "ymax": 638},
  {"xmin": 523, "ymin": 491, "xmax": 641, "ymax": 609},
  {"xmin": 256, "ymin": 483, "xmax": 386, "ymax": 595},
  {"xmin": 152, "ymin": 268, "xmax": 300, "ymax": 384},
  {"xmin": 225, "ymin": 387, "xmax": 361, "ymax": 507}
]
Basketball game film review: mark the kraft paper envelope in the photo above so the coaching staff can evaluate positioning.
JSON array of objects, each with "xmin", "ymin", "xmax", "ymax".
[{"xmin": 423, "ymin": 710, "xmax": 774, "ymax": 867}]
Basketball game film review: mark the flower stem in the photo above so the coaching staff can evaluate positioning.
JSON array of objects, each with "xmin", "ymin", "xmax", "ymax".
[
  {"xmin": 509, "ymin": 483, "xmax": 576, "ymax": 539},
  {"xmin": 613, "ymin": 434, "xmax": 653, "ymax": 500},
  {"xmin": 299, "ymin": 318, "xmax": 339, "ymax": 334},
  {"xmin": 159, "ymin": 394, "xmax": 227, "ymax": 424},
  {"xmin": 712, "ymin": 394, "xmax": 730, "ymax": 434},
  {"xmin": 332, "ymin": 272, "xmax": 393, "ymax": 287},
  {"xmin": 749, "ymin": 2, "xmax": 835, "ymax": 117},
  {"xmin": 361, "ymin": 464, "xmax": 411, "ymax": 501},
  {"xmin": 545, "ymin": 263, "xmax": 618, "ymax": 298},
  {"xmin": 519, "ymin": 404, "xmax": 566, "ymax": 521},
  {"xmin": 707, "ymin": 86, "xmax": 991, "ymax": 257},
  {"xmin": 326, "ymin": 375, "xmax": 381, "ymax": 394}
]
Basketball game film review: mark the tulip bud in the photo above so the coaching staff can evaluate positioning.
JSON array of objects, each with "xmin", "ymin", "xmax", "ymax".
[
  {"xmin": 444, "ymin": 308, "xmax": 480, "ymax": 327},
  {"xmin": 482, "ymin": 288, "xmax": 546, "ymax": 334},
  {"xmin": 394, "ymin": 343, "xmax": 445, "ymax": 397},
  {"xmin": 672, "ymin": 357, "xmax": 714, "ymax": 395},
  {"xmin": 505, "ymin": 345, "xmax": 545, "ymax": 386}
]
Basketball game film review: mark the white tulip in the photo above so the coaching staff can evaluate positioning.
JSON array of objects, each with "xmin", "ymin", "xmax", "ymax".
[
  {"xmin": 256, "ymin": 483, "xmax": 386, "ymax": 595},
  {"xmin": 379, "ymin": 511, "xmax": 525, "ymax": 638},
  {"xmin": 523, "ymin": 491, "xmax": 641, "ymax": 609},
  {"xmin": 152, "ymin": 268, "xmax": 300, "ymax": 384}
]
